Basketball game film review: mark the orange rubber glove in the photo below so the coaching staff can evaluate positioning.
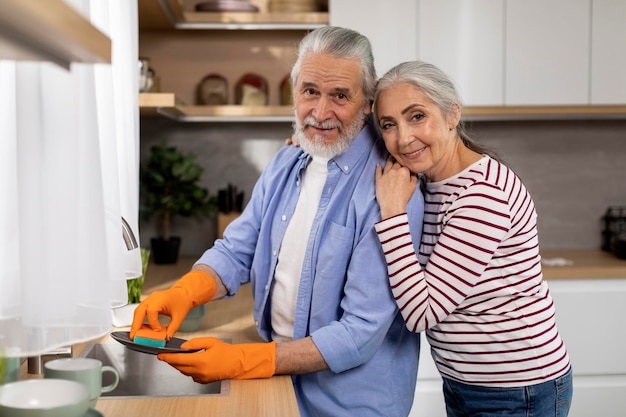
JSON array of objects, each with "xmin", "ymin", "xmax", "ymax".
[
  {"xmin": 158, "ymin": 337, "xmax": 276, "ymax": 383},
  {"xmin": 130, "ymin": 270, "xmax": 217, "ymax": 340}
]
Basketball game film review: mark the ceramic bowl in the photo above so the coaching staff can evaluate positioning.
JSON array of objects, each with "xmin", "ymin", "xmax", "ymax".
[{"xmin": 0, "ymin": 379, "xmax": 89, "ymax": 417}]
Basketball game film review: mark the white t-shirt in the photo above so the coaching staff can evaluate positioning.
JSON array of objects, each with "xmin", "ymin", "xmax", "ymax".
[{"xmin": 271, "ymin": 156, "xmax": 329, "ymax": 342}]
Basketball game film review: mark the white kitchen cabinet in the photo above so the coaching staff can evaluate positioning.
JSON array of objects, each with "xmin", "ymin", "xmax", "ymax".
[
  {"xmin": 417, "ymin": 0, "xmax": 504, "ymax": 106},
  {"xmin": 409, "ymin": 333, "xmax": 445, "ymax": 417},
  {"xmin": 329, "ymin": 0, "xmax": 418, "ymax": 77},
  {"xmin": 408, "ymin": 278, "xmax": 626, "ymax": 417},
  {"xmin": 505, "ymin": 0, "xmax": 591, "ymax": 105},
  {"xmin": 548, "ymin": 279, "xmax": 626, "ymax": 417},
  {"xmin": 590, "ymin": 0, "xmax": 626, "ymax": 104}
]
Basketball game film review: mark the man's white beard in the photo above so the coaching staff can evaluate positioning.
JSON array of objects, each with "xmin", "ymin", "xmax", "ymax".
[{"xmin": 292, "ymin": 108, "xmax": 367, "ymax": 159}]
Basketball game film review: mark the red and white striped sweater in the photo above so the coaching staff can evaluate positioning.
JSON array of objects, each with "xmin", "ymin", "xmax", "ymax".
[{"xmin": 375, "ymin": 156, "xmax": 570, "ymax": 387}]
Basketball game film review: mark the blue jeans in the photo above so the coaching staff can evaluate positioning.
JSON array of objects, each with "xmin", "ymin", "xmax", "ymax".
[{"xmin": 442, "ymin": 367, "xmax": 573, "ymax": 417}]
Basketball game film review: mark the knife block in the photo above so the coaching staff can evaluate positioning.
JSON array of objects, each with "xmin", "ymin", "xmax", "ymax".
[{"xmin": 217, "ymin": 212, "xmax": 241, "ymax": 240}]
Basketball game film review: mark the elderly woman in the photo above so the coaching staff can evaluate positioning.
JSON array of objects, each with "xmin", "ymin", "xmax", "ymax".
[{"xmin": 373, "ymin": 60, "xmax": 573, "ymax": 417}]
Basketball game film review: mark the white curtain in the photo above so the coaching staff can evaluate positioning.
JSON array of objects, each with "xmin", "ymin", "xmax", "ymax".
[{"xmin": 0, "ymin": 0, "xmax": 140, "ymax": 357}]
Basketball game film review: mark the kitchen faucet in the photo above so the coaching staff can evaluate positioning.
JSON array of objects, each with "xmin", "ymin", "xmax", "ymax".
[
  {"xmin": 27, "ymin": 217, "xmax": 139, "ymax": 373},
  {"xmin": 122, "ymin": 216, "xmax": 139, "ymax": 250}
]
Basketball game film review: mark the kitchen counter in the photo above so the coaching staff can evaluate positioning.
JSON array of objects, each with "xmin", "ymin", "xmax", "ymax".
[
  {"xmin": 159, "ymin": 250, "xmax": 626, "ymax": 285},
  {"xmin": 19, "ymin": 257, "xmax": 300, "ymax": 417},
  {"xmin": 541, "ymin": 249, "xmax": 626, "ymax": 280}
]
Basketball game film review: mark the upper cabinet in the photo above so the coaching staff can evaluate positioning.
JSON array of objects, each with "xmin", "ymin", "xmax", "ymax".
[
  {"xmin": 416, "ymin": 0, "xmax": 626, "ymax": 111},
  {"xmin": 329, "ymin": 0, "xmax": 417, "ymax": 77},
  {"xmin": 590, "ymin": 0, "xmax": 626, "ymax": 104},
  {"xmin": 0, "ymin": 0, "xmax": 110, "ymax": 69},
  {"xmin": 417, "ymin": 0, "xmax": 504, "ymax": 106},
  {"xmin": 505, "ymin": 0, "xmax": 590, "ymax": 105}
]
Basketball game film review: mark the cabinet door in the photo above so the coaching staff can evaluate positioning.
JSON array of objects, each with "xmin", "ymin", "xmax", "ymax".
[
  {"xmin": 408, "ymin": 333, "xmax": 446, "ymax": 417},
  {"xmin": 591, "ymin": 0, "xmax": 626, "ymax": 104},
  {"xmin": 505, "ymin": 0, "xmax": 591, "ymax": 105},
  {"xmin": 329, "ymin": 0, "xmax": 418, "ymax": 77},
  {"xmin": 418, "ymin": 0, "xmax": 505, "ymax": 106},
  {"xmin": 549, "ymin": 279, "xmax": 626, "ymax": 417}
]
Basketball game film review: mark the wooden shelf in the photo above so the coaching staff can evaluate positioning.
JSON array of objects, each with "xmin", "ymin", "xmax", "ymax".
[
  {"xmin": 463, "ymin": 105, "xmax": 626, "ymax": 121},
  {"xmin": 0, "ymin": 0, "xmax": 111, "ymax": 68},
  {"xmin": 180, "ymin": 11, "xmax": 328, "ymax": 29},
  {"xmin": 139, "ymin": 0, "xmax": 328, "ymax": 30},
  {"xmin": 140, "ymin": 93, "xmax": 294, "ymax": 121},
  {"xmin": 141, "ymin": 93, "xmax": 626, "ymax": 122}
]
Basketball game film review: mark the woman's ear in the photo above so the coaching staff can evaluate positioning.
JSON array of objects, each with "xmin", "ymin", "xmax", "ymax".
[{"xmin": 448, "ymin": 103, "xmax": 462, "ymax": 130}]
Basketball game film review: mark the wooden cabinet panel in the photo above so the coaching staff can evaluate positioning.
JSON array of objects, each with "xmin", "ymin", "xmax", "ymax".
[
  {"xmin": 0, "ymin": 0, "xmax": 110, "ymax": 68},
  {"xmin": 418, "ymin": 0, "xmax": 504, "ymax": 106},
  {"xmin": 505, "ymin": 0, "xmax": 591, "ymax": 105}
]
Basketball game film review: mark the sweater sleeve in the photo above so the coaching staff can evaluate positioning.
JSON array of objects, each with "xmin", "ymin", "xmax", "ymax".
[{"xmin": 374, "ymin": 183, "xmax": 512, "ymax": 332}]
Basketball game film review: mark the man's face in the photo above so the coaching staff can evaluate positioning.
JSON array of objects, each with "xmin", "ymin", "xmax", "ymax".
[{"xmin": 292, "ymin": 53, "xmax": 371, "ymax": 158}]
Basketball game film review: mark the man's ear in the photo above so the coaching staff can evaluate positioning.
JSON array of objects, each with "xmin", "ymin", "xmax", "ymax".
[{"xmin": 364, "ymin": 100, "xmax": 373, "ymax": 115}]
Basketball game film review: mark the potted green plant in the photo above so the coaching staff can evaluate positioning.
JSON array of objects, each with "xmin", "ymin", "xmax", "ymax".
[{"xmin": 139, "ymin": 145, "xmax": 217, "ymax": 264}]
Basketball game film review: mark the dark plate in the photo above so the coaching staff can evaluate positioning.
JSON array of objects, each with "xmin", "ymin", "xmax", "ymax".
[{"xmin": 110, "ymin": 331, "xmax": 199, "ymax": 355}]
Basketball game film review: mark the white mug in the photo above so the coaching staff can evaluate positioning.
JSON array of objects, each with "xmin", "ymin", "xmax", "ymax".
[{"xmin": 44, "ymin": 357, "xmax": 119, "ymax": 408}]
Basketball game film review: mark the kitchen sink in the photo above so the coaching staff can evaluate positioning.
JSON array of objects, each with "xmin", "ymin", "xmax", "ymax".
[{"xmin": 79, "ymin": 342, "xmax": 226, "ymax": 398}]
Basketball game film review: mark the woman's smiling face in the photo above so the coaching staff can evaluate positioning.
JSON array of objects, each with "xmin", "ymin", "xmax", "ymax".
[{"xmin": 376, "ymin": 82, "xmax": 459, "ymax": 182}]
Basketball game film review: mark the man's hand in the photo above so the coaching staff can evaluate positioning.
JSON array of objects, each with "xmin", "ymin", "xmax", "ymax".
[
  {"xmin": 158, "ymin": 337, "xmax": 276, "ymax": 383},
  {"xmin": 130, "ymin": 270, "xmax": 217, "ymax": 340}
]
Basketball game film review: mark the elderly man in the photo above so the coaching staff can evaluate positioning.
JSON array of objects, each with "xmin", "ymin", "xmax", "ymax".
[{"xmin": 131, "ymin": 26, "xmax": 424, "ymax": 417}]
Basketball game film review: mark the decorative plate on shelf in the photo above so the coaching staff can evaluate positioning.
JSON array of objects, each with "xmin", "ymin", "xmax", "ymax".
[
  {"xmin": 235, "ymin": 73, "xmax": 268, "ymax": 106},
  {"xmin": 197, "ymin": 73, "xmax": 228, "ymax": 105}
]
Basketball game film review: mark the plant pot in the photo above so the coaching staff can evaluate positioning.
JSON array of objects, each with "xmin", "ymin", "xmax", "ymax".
[{"xmin": 150, "ymin": 237, "xmax": 181, "ymax": 264}]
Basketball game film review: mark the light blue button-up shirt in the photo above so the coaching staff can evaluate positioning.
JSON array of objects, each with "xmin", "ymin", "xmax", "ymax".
[{"xmin": 196, "ymin": 117, "xmax": 424, "ymax": 417}]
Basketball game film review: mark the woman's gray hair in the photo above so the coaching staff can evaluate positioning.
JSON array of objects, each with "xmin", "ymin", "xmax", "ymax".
[
  {"xmin": 291, "ymin": 26, "xmax": 377, "ymax": 104},
  {"xmin": 374, "ymin": 61, "xmax": 500, "ymax": 160}
]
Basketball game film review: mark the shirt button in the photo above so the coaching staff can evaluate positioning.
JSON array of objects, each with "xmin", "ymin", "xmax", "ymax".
[
  {"xmin": 343, "ymin": 165, "xmax": 349, "ymax": 171},
  {"xmin": 273, "ymin": 250, "xmax": 277, "ymax": 256},
  {"xmin": 281, "ymin": 214, "xmax": 287, "ymax": 221},
  {"xmin": 255, "ymin": 321, "xmax": 259, "ymax": 327}
]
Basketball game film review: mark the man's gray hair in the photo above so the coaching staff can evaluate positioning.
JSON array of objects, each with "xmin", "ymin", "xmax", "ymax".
[{"xmin": 290, "ymin": 26, "xmax": 377, "ymax": 104}]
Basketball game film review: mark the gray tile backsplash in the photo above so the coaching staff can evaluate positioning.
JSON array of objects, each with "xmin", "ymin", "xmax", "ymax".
[{"xmin": 140, "ymin": 118, "xmax": 626, "ymax": 256}]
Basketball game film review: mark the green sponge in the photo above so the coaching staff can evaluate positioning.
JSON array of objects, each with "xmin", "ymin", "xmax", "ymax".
[{"xmin": 133, "ymin": 324, "xmax": 167, "ymax": 348}]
